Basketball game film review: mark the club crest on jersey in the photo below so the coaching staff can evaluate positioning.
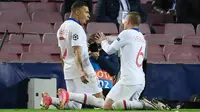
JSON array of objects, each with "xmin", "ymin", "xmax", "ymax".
[
  {"xmin": 73, "ymin": 34, "xmax": 79, "ymax": 40},
  {"xmin": 117, "ymin": 37, "xmax": 120, "ymax": 41}
]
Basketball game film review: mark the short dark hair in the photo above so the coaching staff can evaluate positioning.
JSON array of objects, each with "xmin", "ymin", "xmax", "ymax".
[
  {"xmin": 71, "ymin": 1, "xmax": 88, "ymax": 11},
  {"xmin": 127, "ymin": 12, "xmax": 141, "ymax": 25}
]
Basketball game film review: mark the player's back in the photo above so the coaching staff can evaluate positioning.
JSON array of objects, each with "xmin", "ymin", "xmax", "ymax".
[
  {"xmin": 57, "ymin": 19, "xmax": 88, "ymax": 79},
  {"xmin": 119, "ymin": 28, "xmax": 146, "ymax": 85}
]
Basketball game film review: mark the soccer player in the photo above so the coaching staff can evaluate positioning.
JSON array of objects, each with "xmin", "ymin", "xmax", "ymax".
[
  {"xmin": 94, "ymin": 12, "xmax": 170, "ymax": 110},
  {"xmin": 40, "ymin": 1, "xmax": 104, "ymax": 110}
]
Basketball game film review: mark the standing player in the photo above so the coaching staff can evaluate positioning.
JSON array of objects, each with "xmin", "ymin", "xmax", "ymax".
[
  {"xmin": 94, "ymin": 12, "xmax": 170, "ymax": 110},
  {"xmin": 40, "ymin": 1, "xmax": 104, "ymax": 110}
]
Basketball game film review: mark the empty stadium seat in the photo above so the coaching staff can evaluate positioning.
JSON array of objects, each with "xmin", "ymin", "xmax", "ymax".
[
  {"xmin": 0, "ymin": 43, "xmax": 23, "ymax": 53},
  {"xmin": 29, "ymin": 43, "xmax": 59, "ymax": 54},
  {"xmin": 139, "ymin": 24, "xmax": 151, "ymax": 34},
  {"xmin": 20, "ymin": 52, "xmax": 52, "ymax": 62},
  {"xmin": 54, "ymin": 22, "xmax": 62, "ymax": 32},
  {"xmin": 0, "ymin": 53, "xmax": 19, "ymax": 62},
  {"xmin": 64, "ymin": 13, "xmax": 70, "ymax": 20},
  {"xmin": 9, "ymin": 34, "xmax": 23, "ymax": 43},
  {"xmin": 32, "ymin": 12, "xmax": 63, "ymax": 23},
  {"xmin": 0, "ymin": 2, "xmax": 26, "ymax": 12},
  {"xmin": 0, "ymin": 11, "xmax": 30, "ymax": 23},
  {"xmin": 164, "ymin": 24, "xmax": 195, "ymax": 38},
  {"xmin": 42, "ymin": 33, "xmax": 57, "ymax": 44},
  {"xmin": 196, "ymin": 24, "xmax": 200, "ymax": 35},
  {"xmin": 152, "ymin": 25, "xmax": 165, "ymax": 34},
  {"xmin": 87, "ymin": 22, "xmax": 118, "ymax": 34},
  {"xmin": 145, "ymin": 34, "xmax": 174, "ymax": 45},
  {"xmin": 59, "ymin": 3, "xmax": 63, "ymax": 13},
  {"xmin": 147, "ymin": 44, "xmax": 163, "ymax": 54},
  {"xmin": 147, "ymin": 53, "xmax": 166, "ymax": 63},
  {"xmin": 182, "ymin": 35, "xmax": 200, "ymax": 45},
  {"xmin": 163, "ymin": 45, "xmax": 196, "ymax": 56},
  {"xmin": 140, "ymin": 0, "xmax": 152, "ymax": 4},
  {"xmin": 21, "ymin": 34, "xmax": 41, "ymax": 44},
  {"xmin": 167, "ymin": 53, "xmax": 199, "ymax": 64},
  {"xmin": 27, "ymin": 2, "xmax": 58, "ymax": 14},
  {"xmin": 0, "ymin": 22, "xmax": 20, "ymax": 33},
  {"xmin": 21, "ymin": 22, "xmax": 54, "ymax": 34}
]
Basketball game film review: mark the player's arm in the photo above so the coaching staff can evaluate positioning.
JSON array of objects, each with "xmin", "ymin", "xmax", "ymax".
[
  {"xmin": 71, "ymin": 31, "xmax": 88, "ymax": 84},
  {"xmin": 72, "ymin": 46, "xmax": 84, "ymax": 74},
  {"xmin": 57, "ymin": 28, "xmax": 64, "ymax": 68},
  {"xmin": 100, "ymin": 31, "xmax": 127, "ymax": 55}
]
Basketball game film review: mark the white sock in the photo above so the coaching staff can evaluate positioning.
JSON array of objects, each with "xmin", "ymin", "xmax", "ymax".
[
  {"xmin": 69, "ymin": 92, "xmax": 104, "ymax": 108},
  {"xmin": 51, "ymin": 97, "xmax": 60, "ymax": 108},
  {"xmin": 112, "ymin": 100, "xmax": 157, "ymax": 110},
  {"xmin": 64, "ymin": 101, "xmax": 82, "ymax": 109},
  {"xmin": 51, "ymin": 97, "xmax": 82, "ymax": 109}
]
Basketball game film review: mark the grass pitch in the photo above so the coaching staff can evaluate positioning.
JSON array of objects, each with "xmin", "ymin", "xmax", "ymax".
[{"xmin": 0, "ymin": 109, "xmax": 199, "ymax": 112}]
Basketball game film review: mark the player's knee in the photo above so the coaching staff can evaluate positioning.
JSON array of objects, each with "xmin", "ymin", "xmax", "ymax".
[{"xmin": 112, "ymin": 101, "xmax": 124, "ymax": 110}]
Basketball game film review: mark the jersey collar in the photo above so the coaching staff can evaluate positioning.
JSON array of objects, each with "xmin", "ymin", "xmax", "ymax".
[
  {"xmin": 132, "ymin": 28, "xmax": 139, "ymax": 32},
  {"xmin": 66, "ymin": 18, "xmax": 81, "ymax": 25}
]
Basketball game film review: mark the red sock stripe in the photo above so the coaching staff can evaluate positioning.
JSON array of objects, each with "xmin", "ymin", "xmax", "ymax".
[
  {"xmin": 123, "ymin": 100, "xmax": 127, "ymax": 110},
  {"xmin": 83, "ymin": 94, "xmax": 87, "ymax": 105}
]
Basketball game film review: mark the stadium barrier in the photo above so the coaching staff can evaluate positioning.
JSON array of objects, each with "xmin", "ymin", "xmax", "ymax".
[{"xmin": 0, "ymin": 63, "xmax": 200, "ymax": 108}]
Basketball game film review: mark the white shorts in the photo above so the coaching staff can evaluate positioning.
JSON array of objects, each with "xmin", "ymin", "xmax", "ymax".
[
  {"xmin": 106, "ymin": 81, "xmax": 144, "ymax": 102},
  {"xmin": 65, "ymin": 75, "xmax": 102, "ymax": 95}
]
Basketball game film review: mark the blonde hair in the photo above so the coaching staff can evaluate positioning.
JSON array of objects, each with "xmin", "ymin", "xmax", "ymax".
[{"xmin": 127, "ymin": 12, "xmax": 141, "ymax": 26}]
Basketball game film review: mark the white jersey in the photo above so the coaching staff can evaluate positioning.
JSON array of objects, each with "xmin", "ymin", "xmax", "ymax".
[
  {"xmin": 101, "ymin": 28, "xmax": 146, "ymax": 85},
  {"xmin": 57, "ymin": 18, "xmax": 95, "ymax": 79}
]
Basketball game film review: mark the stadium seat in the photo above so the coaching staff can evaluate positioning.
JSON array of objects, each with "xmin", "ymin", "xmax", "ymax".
[
  {"xmin": 196, "ymin": 24, "xmax": 200, "ymax": 35},
  {"xmin": 0, "ymin": 43, "xmax": 23, "ymax": 53},
  {"xmin": 9, "ymin": 34, "xmax": 23, "ymax": 43},
  {"xmin": 20, "ymin": 52, "xmax": 52, "ymax": 62},
  {"xmin": 145, "ymin": 34, "xmax": 174, "ymax": 45},
  {"xmin": 29, "ymin": 43, "xmax": 59, "ymax": 54},
  {"xmin": 140, "ymin": 0, "xmax": 152, "ymax": 4},
  {"xmin": 0, "ymin": 2, "xmax": 26, "ymax": 12},
  {"xmin": 164, "ymin": 24, "xmax": 195, "ymax": 38},
  {"xmin": 21, "ymin": 34, "xmax": 41, "ymax": 44},
  {"xmin": 147, "ymin": 44, "xmax": 163, "ymax": 54},
  {"xmin": 167, "ymin": 53, "xmax": 199, "ymax": 64},
  {"xmin": 54, "ymin": 22, "xmax": 62, "ymax": 32},
  {"xmin": 32, "ymin": 12, "xmax": 63, "ymax": 23},
  {"xmin": 64, "ymin": 13, "xmax": 70, "ymax": 20},
  {"xmin": 42, "ymin": 33, "xmax": 57, "ymax": 44},
  {"xmin": 86, "ymin": 22, "xmax": 118, "ymax": 34},
  {"xmin": 0, "ymin": 22, "xmax": 20, "ymax": 33},
  {"xmin": 59, "ymin": 3, "xmax": 63, "ymax": 13},
  {"xmin": 27, "ymin": 2, "xmax": 58, "ymax": 14},
  {"xmin": 0, "ymin": 11, "xmax": 30, "ymax": 23},
  {"xmin": 147, "ymin": 53, "xmax": 166, "ymax": 63},
  {"xmin": 182, "ymin": 35, "xmax": 200, "ymax": 45},
  {"xmin": 139, "ymin": 24, "xmax": 151, "ymax": 34},
  {"xmin": 21, "ymin": 22, "xmax": 54, "ymax": 34},
  {"xmin": 163, "ymin": 45, "xmax": 196, "ymax": 56},
  {"xmin": 0, "ymin": 53, "xmax": 19, "ymax": 62},
  {"xmin": 152, "ymin": 25, "xmax": 165, "ymax": 34}
]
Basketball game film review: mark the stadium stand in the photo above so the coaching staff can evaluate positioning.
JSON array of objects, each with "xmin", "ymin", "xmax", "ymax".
[{"xmin": 0, "ymin": 0, "xmax": 199, "ymax": 64}]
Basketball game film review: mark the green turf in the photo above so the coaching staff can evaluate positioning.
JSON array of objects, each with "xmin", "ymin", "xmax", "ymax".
[{"xmin": 0, "ymin": 109, "xmax": 200, "ymax": 112}]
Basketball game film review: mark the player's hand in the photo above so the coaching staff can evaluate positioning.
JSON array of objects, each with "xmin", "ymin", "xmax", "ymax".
[
  {"xmin": 80, "ymin": 71, "xmax": 89, "ymax": 84},
  {"xmin": 95, "ymin": 32, "xmax": 106, "ymax": 44},
  {"xmin": 90, "ymin": 52, "xmax": 99, "ymax": 60}
]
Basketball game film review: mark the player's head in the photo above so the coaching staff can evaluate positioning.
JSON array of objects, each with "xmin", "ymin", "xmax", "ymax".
[
  {"xmin": 71, "ymin": 1, "xmax": 90, "ymax": 24},
  {"xmin": 123, "ymin": 12, "xmax": 141, "ymax": 30}
]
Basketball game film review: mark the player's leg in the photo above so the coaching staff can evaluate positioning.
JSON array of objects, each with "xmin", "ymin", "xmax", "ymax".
[
  {"xmin": 111, "ymin": 85, "xmax": 170, "ymax": 110},
  {"xmin": 58, "ymin": 76, "xmax": 104, "ymax": 109},
  {"xmin": 103, "ymin": 82, "xmax": 135, "ymax": 110}
]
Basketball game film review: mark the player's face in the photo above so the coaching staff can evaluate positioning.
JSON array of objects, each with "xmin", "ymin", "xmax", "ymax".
[{"xmin": 78, "ymin": 6, "xmax": 90, "ymax": 24}]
